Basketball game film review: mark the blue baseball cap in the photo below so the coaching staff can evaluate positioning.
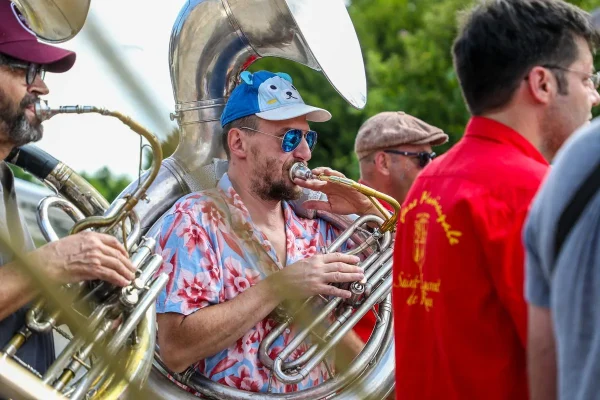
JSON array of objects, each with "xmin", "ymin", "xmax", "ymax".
[{"xmin": 220, "ymin": 70, "xmax": 332, "ymax": 127}]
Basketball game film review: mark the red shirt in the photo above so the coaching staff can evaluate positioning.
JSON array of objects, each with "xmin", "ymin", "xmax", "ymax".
[{"xmin": 392, "ymin": 117, "xmax": 548, "ymax": 400}]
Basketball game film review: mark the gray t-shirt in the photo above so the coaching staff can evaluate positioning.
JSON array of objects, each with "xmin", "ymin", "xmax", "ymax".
[
  {"xmin": 0, "ymin": 162, "xmax": 54, "ymax": 375},
  {"xmin": 524, "ymin": 118, "xmax": 600, "ymax": 400}
]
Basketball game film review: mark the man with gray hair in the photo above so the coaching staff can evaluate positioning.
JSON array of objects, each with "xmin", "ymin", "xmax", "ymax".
[{"xmin": 354, "ymin": 111, "xmax": 448, "ymax": 208}]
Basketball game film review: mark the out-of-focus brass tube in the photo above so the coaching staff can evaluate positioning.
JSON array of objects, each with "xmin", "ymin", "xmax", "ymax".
[
  {"xmin": 67, "ymin": 108, "xmax": 163, "ymax": 234},
  {"xmin": 313, "ymin": 174, "xmax": 400, "ymax": 232}
]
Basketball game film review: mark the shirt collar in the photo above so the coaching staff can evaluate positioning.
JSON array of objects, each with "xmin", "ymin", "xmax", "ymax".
[
  {"xmin": 217, "ymin": 172, "xmax": 235, "ymax": 195},
  {"xmin": 216, "ymin": 172, "xmax": 294, "ymax": 270},
  {"xmin": 465, "ymin": 116, "xmax": 548, "ymax": 165},
  {"xmin": 217, "ymin": 173, "xmax": 249, "ymax": 213}
]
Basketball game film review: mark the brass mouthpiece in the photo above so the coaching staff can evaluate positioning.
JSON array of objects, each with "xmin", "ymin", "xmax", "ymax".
[
  {"xmin": 35, "ymin": 100, "xmax": 96, "ymax": 122},
  {"xmin": 289, "ymin": 163, "xmax": 314, "ymax": 181},
  {"xmin": 288, "ymin": 162, "xmax": 400, "ymax": 233}
]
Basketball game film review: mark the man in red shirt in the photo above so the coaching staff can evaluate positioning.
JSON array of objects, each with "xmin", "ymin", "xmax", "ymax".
[
  {"xmin": 352, "ymin": 111, "xmax": 448, "ymax": 343},
  {"xmin": 392, "ymin": 1, "xmax": 600, "ymax": 399}
]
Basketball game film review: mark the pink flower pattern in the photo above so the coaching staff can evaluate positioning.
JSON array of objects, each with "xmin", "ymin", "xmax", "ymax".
[{"xmin": 155, "ymin": 173, "xmax": 353, "ymax": 394}]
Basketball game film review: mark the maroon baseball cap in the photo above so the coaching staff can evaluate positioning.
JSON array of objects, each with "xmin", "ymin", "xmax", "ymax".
[{"xmin": 0, "ymin": 0, "xmax": 76, "ymax": 72}]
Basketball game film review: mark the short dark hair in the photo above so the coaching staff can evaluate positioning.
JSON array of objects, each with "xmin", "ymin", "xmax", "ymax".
[
  {"xmin": 453, "ymin": 0, "xmax": 600, "ymax": 116},
  {"xmin": 221, "ymin": 115, "xmax": 259, "ymax": 159}
]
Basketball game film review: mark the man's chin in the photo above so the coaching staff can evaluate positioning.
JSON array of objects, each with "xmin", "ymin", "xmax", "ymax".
[{"xmin": 9, "ymin": 127, "xmax": 43, "ymax": 148}]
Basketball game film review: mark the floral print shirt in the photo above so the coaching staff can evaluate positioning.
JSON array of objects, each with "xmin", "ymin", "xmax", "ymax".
[{"xmin": 155, "ymin": 173, "xmax": 350, "ymax": 394}]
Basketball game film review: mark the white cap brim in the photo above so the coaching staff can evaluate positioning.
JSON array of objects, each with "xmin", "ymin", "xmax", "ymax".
[{"xmin": 256, "ymin": 104, "xmax": 332, "ymax": 123}]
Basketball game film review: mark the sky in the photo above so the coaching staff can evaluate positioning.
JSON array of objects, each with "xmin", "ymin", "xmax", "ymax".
[{"xmin": 37, "ymin": 0, "xmax": 187, "ymax": 179}]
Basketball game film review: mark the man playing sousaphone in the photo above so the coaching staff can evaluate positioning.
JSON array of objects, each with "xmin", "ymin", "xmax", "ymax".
[
  {"xmin": 154, "ymin": 70, "xmax": 380, "ymax": 392},
  {"xmin": 0, "ymin": 0, "xmax": 135, "ymax": 375}
]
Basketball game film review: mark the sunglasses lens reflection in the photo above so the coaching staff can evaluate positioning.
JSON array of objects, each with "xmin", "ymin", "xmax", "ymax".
[
  {"xmin": 281, "ymin": 130, "xmax": 318, "ymax": 152},
  {"xmin": 306, "ymin": 131, "xmax": 317, "ymax": 150},
  {"xmin": 281, "ymin": 130, "xmax": 302, "ymax": 152}
]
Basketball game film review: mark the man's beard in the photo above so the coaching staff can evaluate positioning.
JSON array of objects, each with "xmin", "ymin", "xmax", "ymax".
[
  {"xmin": 249, "ymin": 147, "xmax": 302, "ymax": 202},
  {"xmin": 540, "ymin": 99, "xmax": 578, "ymax": 162},
  {"xmin": 0, "ymin": 89, "xmax": 43, "ymax": 148}
]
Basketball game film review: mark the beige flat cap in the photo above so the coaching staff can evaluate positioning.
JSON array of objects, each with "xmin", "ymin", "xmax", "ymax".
[{"xmin": 354, "ymin": 111, "xmax": 448, "ymax": 160}]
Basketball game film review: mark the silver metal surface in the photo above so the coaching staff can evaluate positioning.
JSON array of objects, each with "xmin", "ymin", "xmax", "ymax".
[
  {"xmin": 289, "ymin": 163, "xmax": 313, "ymax": 181},
  {"xmin": 69, "ymin": 274, "xmax": 168, "ymax": 400},
  {"xmin": 12, "ymin": 0, "xmax": 90, "ymax": 43},
  {"xmin": 0, "ymin": 355, "xmax": 66, "ymax": 400},
  {"xmin": 37, "ymin": 196, "xmax": 85, "ymax": 242},
  {"xmin": 284, "ymin": 0, "xmax": 367, "ymax": 108}
]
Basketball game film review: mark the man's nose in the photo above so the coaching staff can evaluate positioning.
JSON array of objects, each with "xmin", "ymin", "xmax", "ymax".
[
  {"xmin": 591, "ymin": 87, "xmax": 600, "ymax": 108},
  {"xmin": 292, "ymin": 135, "xmax": 312, "ymax": 162},
  {"xmin": 28, "ymin": 74, "xmax": 49, "ymax": 96}
]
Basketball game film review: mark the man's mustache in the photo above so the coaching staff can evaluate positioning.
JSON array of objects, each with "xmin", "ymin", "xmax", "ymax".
[{"xmin": 19, "ymin": 95, "xmax": 37, "ymax": 110}]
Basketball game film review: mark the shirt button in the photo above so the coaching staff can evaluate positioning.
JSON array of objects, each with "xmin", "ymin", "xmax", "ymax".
[{"xmin": 285, "ymin": 328, "xmax": 291, "ymax": 334}]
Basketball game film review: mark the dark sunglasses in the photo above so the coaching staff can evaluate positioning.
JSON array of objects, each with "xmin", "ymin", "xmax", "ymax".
[
  {"xmin": 0, "ymin": 55, "xmax": 45, "ymax": 85},
  {"xmin": 241, "ymin": 127, "xmax": 318, "ymax": 152},
  {"xmin": 383, "ymin": 150, "xmax": 437, "ymax": 168}
]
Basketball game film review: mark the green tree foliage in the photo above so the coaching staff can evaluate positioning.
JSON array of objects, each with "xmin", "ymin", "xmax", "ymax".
[
  {"xmin": 252, "ymin": 0, "xmax": 600, "ymax": 179},
  {"xmin": 79, "ymin": 167, "xmax": 132, "ymax": 203},
  {"xmin": 9, "ymin": 164, "xmax": 40, "ymax": 185}
]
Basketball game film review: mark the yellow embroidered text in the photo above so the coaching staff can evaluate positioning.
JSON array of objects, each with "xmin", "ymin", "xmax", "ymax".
[{"xmin": 419, "ymin": 191, "xmax": 462, "ymax": 245}]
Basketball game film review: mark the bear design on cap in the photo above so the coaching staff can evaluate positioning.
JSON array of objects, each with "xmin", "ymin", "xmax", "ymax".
[{"xmin": 240, "ymin": 71, "xmax": 305, "ymax": 112}]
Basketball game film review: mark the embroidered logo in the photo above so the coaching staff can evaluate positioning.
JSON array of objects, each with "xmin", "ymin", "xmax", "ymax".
[{"xmin": 394, "ymin": 190, "xmax": 461, "ymax": 311}]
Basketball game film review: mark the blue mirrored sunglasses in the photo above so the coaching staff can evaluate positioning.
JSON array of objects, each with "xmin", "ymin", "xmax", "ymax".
[{"xmin": 241, "ymin": 127, "xmax": 318, "ymax": 152}]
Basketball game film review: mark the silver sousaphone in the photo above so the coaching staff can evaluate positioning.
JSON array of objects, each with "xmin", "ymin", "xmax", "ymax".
[{"xmin": 113, "ymin": 0, "xmax": 396, "ymax": 399}]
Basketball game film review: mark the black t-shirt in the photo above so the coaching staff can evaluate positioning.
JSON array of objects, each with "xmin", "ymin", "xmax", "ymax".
[
  {"xmin": 0, "ymin": 309, "xmax": 55, "ymax": 373},
  {"xmin": 0, "ymin": 163, "xmax": 55, "ymax": 375}
]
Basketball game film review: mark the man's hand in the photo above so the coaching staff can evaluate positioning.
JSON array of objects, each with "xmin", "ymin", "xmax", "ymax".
[
  {"xmin": 31, "ymin": 231, "xmax": 136, "ymax": 287},
  {"xmin": 269, "ymin": 252, "xmax": 364, "ymax": 300},
  {"xmin": 293, "ymin": 167, "xmax": 380, "ymax": 217}
]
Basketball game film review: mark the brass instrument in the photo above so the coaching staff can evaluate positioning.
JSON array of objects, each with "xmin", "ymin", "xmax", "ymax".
[
  {"xmin": 0, "ymin": 98, "xmax": 167, "ymax": 398},
  {"xmin": 146, "ymin": 163, "xmax": 397, "ymax": 400},
  {"xmin": 255, "ymin": 163, "xmax": 398, "ymax": 392},
  {"xmin": 0, "ymin": 0, "xmax": 397, "ymax": 397},
  {"xmin": 108, "ymin": 0, "xmax": 396, "ymax": 398}
]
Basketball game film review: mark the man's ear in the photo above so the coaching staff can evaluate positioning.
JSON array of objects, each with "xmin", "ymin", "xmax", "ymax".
[
  {"xmin": 526, "ymin": 66, "xmax": 554, "ymax": 105},
  {"xmin": 228, "ymin": 128, "xmax": 249, "ymax": 159},
  {"xmin": 374, "ymin": 152, "xmax": 391, "ymax": 176}
]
